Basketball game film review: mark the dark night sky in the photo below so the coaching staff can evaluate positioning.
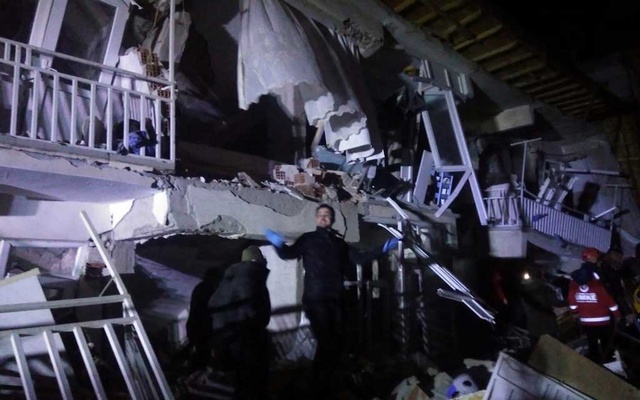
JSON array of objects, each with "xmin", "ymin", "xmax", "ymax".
[{"xmin": 489, "ymin": 0, "xmax": 640, "ymax": 63}]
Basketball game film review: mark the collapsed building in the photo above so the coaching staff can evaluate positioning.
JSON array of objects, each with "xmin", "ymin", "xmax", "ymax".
[{"xmin": 0, "ymin": 0, "xmax": 639, "ymax": 398}]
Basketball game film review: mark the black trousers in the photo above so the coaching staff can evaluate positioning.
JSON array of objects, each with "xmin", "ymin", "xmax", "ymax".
[
  {"xmin": 217, "ymin": 328, "xmax": 269, "ymax": 400},
  {"xmin": 583, "ymin": 323, "xmax": 614, "ymax": 364},
  {"xmin": 304, "ymin": 299, "xmax": 344, "ymax": 396},
  {"xmin": 190, "ymin": 339, "xmax": 212, "ymax": 371}
]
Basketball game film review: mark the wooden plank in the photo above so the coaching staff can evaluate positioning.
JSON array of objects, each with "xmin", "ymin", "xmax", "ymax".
[
  {"xmin": 511, "ymin": 70, "xmax": 558, "ymax": 88},
  {"xmin": 538, "ymin": 87, "xmax": 588, "ymax": 103},
  {"xmin": 454, "ymin": 20, "xmax": 505, "ymax": 51},
  {"xmin": 527, "ymin": 79, "xmax": 582, "ymax": 99},
  {"xmin": 391, "ymin": 0, "xmax": 417, "ymax": 13},
  {"xmin": 568, "ymin": 103, "xmax": 607, "ymax": 116},
  {"xmin": 498, "ymin": 61, "xmax": 546, "ymax": 81},
  {"xmin": 481, "ymin": 49, "xmax": 533, "ymax": 72},
  {"xmin": 416, "ymin": 0, "xmax": 474, "ymax": 41},
  {"xmin": 553, "ymin": 95, "xmax": 598, "ymax": 109},
  {"xmin": 524, "ymin": 77, "xmax": 571, "ymax": 94},
  {"xmin": 571, "ymin": 102, "xmax": 607, "ymax": 112},
  {"xmin": 406, "ymin": 4, "xmax": 438, "ymax": 25},
  {"xmin": 459, "ymin": 30, "xmax": 515, "ymax": 60}
]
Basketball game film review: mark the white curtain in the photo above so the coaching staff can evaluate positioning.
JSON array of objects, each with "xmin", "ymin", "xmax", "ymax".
[{"xmin": 237, "ymin": 0, "xmax": 382, "ymax": 162}]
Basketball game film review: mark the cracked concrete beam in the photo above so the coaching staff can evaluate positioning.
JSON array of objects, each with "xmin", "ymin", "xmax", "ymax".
[
  {"xmin": 111, "ymin": 179, "xmax": 361, "ymax": 242},
  {"xmin": 0, "ymin": 146, "xmax": 160, "ymax": 203}
]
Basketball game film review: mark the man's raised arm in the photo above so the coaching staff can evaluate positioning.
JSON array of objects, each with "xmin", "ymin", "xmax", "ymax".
[{"xmin": 265, "ymin": 229, "xmax": 305, "ymax": 260}]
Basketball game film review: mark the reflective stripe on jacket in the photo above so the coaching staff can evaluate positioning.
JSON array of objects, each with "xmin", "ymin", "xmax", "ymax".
[{"xmin": 568, "ymin": 280, "xmax": 620, "ymax": 326}]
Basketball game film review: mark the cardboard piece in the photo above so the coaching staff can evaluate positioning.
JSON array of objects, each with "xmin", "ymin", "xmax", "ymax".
[{"xmin": 528, "ymin": 335, "xmax": 640, "ymax": 400}]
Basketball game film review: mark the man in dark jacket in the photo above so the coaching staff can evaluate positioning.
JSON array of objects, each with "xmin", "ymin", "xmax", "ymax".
[
  {"xmin": 208, "ymin": 245, "xmax": 271, "ymax": 400},
  {"xmin": 265, "ymin": 204, "xmax": 397, "ymax": 397}
]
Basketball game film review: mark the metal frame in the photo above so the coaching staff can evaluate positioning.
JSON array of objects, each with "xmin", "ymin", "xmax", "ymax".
[
  {"xmin": 29, "ymin": 0, "xmax": 129, "ymax": 83},
  {"xmin": 2, "ymin": 0, "xmax": 177, "ymax": 165},
  {"xmin": 419, "ymin": 88, "xmax": 488, "ymax": 224},
  {"xmin": 0, "ymin": 212, "xmax": 174, "ymax": 399},
  {"xmin": 378, "ymin": 198, "xmax": 495, "ymax": 324},
  {"xmin": 1, "ymin": 36, "xmax": 176, "ymax": 164},
  {"xmin": 417, "ymin": 59, "xmax": 473, "ymax": 99}
]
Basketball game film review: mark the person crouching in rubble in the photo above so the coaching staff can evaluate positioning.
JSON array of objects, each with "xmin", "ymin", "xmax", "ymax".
[
  {"xmin": 569, "ymin": 253, "xmax": 621, "ymax": 364},
  {"xmin": 207, "ymin": 245, "xmax": 271, "ymax": 400},
  {"xmin": 265, "ymin": 203, "xmax": 398, "ymax": 399}
]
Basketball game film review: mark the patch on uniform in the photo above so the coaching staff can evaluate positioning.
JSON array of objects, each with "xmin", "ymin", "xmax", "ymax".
[{"xmin": 576, "ymin": 293, "xmax": 597, "ymax": 303}]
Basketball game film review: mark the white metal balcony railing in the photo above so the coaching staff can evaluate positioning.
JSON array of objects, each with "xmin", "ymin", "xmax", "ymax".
[
  {"xmin": 0, "ymin": 36, "xmax": 175, "ymax": 166},
  {"xmin": 483, "ymin": 187, "xmax": 612, "ymax": 252},
  {"xmin": 520, "ymin": 196, "xmax": 611, "ymax": 252},
  {"xmin": 0, "ymin": 212, "xmax": 173, "ymax": 399}
]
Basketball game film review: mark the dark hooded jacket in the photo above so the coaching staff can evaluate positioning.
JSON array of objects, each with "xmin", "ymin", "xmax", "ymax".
[
  {"xmin": 207, "ymin": 260, "xmax": 270, "ymax": 338},
  {"xmin": 276, "ymin": 227, "xmax": 380, "ymax": 302}
]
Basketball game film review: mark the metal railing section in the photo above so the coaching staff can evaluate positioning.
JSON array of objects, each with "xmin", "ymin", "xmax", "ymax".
[
  {"xmin": 0, "ymin": 36, "xmax": 175, "ymax": 165},
  {"xmin": 521, "ymin": 196, "xmax": 611, "ymax": 251},
  {"xmin": 0, "ymin": 211, "xmax": 173, "ymax": 399},
  {"xmin": 379, "ymin": 198, "xmax": 496, "ymax": 324},
  {"xmin": 484, "ymin": 194, "xmax": 521, "ymax": 227}
]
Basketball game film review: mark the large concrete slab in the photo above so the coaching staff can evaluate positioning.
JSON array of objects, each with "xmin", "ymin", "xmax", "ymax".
[{"xmin": 0, "ymin": 145, "xmax": 159, "ymax": 203}]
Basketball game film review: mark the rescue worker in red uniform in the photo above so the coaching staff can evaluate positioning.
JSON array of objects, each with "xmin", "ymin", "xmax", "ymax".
[{"xmin": 569, "ymin": 251, "xmax": 621, "ymax": 363}]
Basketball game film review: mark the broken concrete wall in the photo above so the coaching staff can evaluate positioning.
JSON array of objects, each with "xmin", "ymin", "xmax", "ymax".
[
  {"xmin": 11, "ymin": 247, "xmax": 78, "ymax": 275},
  {"xmin": 9, "ymin": 241, "xmax": 135, "ymax": 276},
  {"xmin": 111, "ymin": 177, "xmax": 361, "ymax": 242}
]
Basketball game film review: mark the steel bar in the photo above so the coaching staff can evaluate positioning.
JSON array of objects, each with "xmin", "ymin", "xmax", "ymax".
[
  {"xmin": 51, "ymin": 74, "xmax": 59, "ymax": 142},
  {"xmin": 106, "ymin": 88, "xmax": 113, "ymax": 151},
  {"xmin": 70, "ymin": 79, "xmax": 77, "ymax": 144},
  {"xmin": 43, "ymin": 330, "xmax": 72, "ymax": 399},
  {"xmin": 104, "ymin": 324, "xmax": 140, "ymax": 399},
  {"xmin": 9, "ymin": 46, "xmax": 20, "ymax": 136},
  {"xmin": 73, "ymin": 326, "xmax": 107, "ymax": 399},
  {"xmin": 10, "ymin": 333, "xmax": 36, "ymax": 400},
  {"xmin": 0, "ymin": 36, "xmax": 170, "ymax": 85},
  {"xmin": 0, "ymin": 295, "xmax": 128, "ymax": 313},
  {"xmin": 0, "ymin": 317, "xmax": 136, "ymax": 339},
  {"xmin": 30, "ymin": 70, "xmax": 39, "ymax": 139},
  {"xmin": 89, "ymin": 84, "xmax": 96, "ymax": 148}
]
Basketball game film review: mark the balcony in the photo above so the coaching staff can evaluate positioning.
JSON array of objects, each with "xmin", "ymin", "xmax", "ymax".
[
  {"xmin": 0, "ymin": 36, "xmax": 175, "ymax": 170},
  {"xmin": 484, "ymin": 185, "xmax": 612, "ymax": 256}
]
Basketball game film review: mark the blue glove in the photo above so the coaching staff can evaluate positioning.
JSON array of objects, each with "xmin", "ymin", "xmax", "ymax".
[
  {"xmin": 265, "ymin": 229, "xmax": 285, "ymax": 248},
  {"xmin": 382, "ymin": 237, "xmax": 400, "ymax": 253}
]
